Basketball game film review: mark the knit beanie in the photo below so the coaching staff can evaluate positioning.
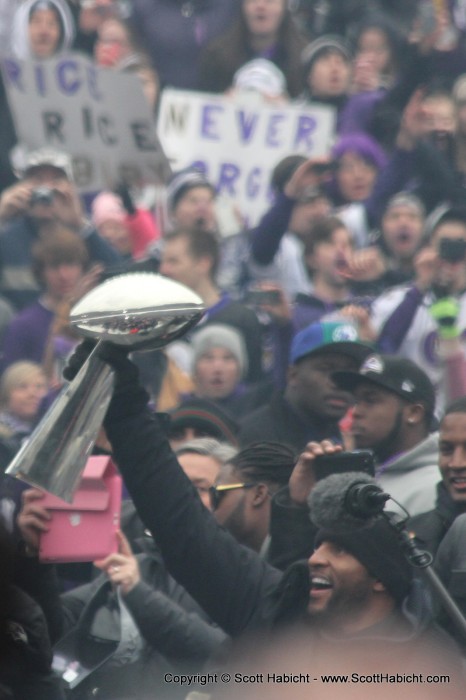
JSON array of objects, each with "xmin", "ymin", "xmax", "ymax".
[
  {"xmin": 92, "ymin": 192, "xmax": 126, "ymax": 228},
  {"xmin": 315, "ymin": 517, "xmax": 413, "ymax": 604},
  {"xmin": 191, "ymin": 324, "xmax": 248, "ymax": 379}
]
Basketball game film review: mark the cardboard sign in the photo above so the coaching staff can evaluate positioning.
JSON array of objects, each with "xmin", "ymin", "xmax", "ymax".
[
  {"xmin": 157, "ymin": 89, "xmax": 336, "ymax": 225},
  {"xmin": 1, "ymin": 52, "xmax": 171, "ymax": 192}
]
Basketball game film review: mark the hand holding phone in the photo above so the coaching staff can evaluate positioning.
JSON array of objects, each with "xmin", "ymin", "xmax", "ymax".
[{"xmin": 313, "ymin": 450, "xmax": 376, "ymax": 481}]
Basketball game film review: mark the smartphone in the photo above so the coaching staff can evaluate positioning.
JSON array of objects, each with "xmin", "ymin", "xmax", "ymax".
[
  {"xmin": 313, "ymin": 450, "xmax": 375, "ymax": 481},
  {"xmin": 246, "ymin": 289, "xmax": 282, "ymax": 306},
  {"xmin": 439, "ymin": 237, "xmax": 466, "ymax": 263}
]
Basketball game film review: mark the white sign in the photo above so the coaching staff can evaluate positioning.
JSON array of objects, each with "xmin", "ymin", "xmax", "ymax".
[
  {"xmin": 157, "ymin": 89, "xmax": 336, "ymax": 225},
  {"xmin": 1, "ymin": 53, "xmax": 170, "ymax": 192}
]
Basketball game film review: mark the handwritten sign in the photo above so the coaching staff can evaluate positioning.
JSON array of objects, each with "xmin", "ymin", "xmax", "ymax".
[
  {"xmin": 157, "ymin": 89, "xmax": 336, "ymax": 224},
  {"xmin": 1, "ymin": 53, "xmax": 170, "ymax": 191}
]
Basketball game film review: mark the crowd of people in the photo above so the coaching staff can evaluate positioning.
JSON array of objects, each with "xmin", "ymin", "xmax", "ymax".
[{"xmin": 3, "ymin": 0, "xmax": 466, "ymax": 698}]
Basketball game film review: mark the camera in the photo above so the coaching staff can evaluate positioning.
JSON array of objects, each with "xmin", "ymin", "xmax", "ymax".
[
  {"xmin": 439, "ymin": 237, "xmax": 466, "ymax": 263},
  {"xmin": 30, "ymin": 186, "xmax": 55, "ymax": 206}
]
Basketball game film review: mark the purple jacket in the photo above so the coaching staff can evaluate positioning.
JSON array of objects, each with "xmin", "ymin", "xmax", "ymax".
[{"xmin": 129, "ymin": 0, "xmax": 239, "ymax": 89}]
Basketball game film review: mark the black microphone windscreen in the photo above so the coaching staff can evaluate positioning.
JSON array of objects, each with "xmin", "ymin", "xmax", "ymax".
[{"xmin": 308, "ymin": 472, "xmax": 377, "ymax": 531}]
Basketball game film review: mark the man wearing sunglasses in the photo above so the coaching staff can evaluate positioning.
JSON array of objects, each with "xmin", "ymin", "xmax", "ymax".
[{"xmin": 210, "ymin": 442, "xmax": 295, "ymax": 555}]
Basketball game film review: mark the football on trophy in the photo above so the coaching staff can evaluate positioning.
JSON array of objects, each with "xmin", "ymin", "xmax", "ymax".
[{"xmin": 70, "ymin": 272, "xmax": 205, "ymax": 350}]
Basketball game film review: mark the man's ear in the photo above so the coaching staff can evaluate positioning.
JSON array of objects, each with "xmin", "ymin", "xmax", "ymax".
[
  {"xmin": 404, "ymin": 403, "xmax": 425, "ymax": 427},
  {"xmin": 251, "ymin": 483, "xmax": 270, "ymax": 508}
]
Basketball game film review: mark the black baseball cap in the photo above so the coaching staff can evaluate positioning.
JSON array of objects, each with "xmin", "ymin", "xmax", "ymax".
[{"xmin": 332, "ymin": 354, "xmax": 436, "ymax": 417}]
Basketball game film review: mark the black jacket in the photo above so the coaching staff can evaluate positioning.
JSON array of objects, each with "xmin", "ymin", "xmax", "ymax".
[{"xmin": 238, "ymin": 392, "xmax": 342, "ymax": 452}]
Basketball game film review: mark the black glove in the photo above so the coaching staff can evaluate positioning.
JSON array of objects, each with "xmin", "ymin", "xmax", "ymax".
[
  {"xmin": 63, "ymin": 340, "xmax": 136, "ymax": 387},
  {"xmin": 62, "ymin": 339, "xmax": 97, "ymax": 382}
]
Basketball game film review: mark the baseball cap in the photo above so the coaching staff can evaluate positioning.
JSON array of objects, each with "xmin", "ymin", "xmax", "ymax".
[
  {"xmin": 332, "ymin": 354, "xmax": 436, "ymax": 416},
  {"xmin": 23, "ymin": 147, "xmax": 73, "ymax": 179},
  {"xmin": 289, "ymin": 321, "xmax": 371, "ymax": 365}
]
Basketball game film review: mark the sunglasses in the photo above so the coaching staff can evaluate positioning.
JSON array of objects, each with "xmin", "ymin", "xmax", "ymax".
[{"xmin": 209, "ymin": 483, "xmax": 257, "ymax": 510}]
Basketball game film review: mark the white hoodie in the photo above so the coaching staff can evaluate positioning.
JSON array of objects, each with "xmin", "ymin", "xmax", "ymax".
[{"xmin": 11, "ymin": 0, "xmax": 75, "ymax": 60}]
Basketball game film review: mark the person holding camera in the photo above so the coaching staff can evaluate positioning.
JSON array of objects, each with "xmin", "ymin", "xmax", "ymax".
[
  {"xmin": 371, "ymin": 207, "xmax": 466, "ymax": 413},
  {"xmin": 0, "ymin": 148, "xmax": 121, "ymax": 311}
]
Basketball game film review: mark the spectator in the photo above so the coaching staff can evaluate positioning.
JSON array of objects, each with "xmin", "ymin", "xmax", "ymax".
[
  {"xmin": 72, "ymin": 0, "xmax": 119, "ymax": 56},
  {"xmin": 175, "ymin": 437, "xmax": 237, "ymax": 510},
  {"xmin": 211, "ymin": 441, "xmax": 295, "ymax": 555},
  {"xmin": 0, "ymin": 361, "xmax": 47, "ymax": 467},
  {"xmin": 300, "ymin": 34, "xmax": 385, "ymax": 135},
  {"xmin": 238, "ymin": 320, "xmax": 370, "ymax": 451},
  {"xmin": 11, "ymin": 0, "xmax": 75, "ymax": 60},
  {"xmin": 159, "ymin": 227, "xmax": 264, "ymax": 383},
  {"xmin": 409, "ymin": 396, "xmax": 466, "ymax": 556},
  {"xmin": 93, "ymin": 15, "xmax": 138, "ymax": 68},
  {"xmin": 0, "ymin": 147, "xmax": 121, "ymax": 310},
  {"xmin": 329, "ymin": 132, "xmax": 388, "ymax": 209},
  {"xmin": 373, "ymin": 206, "xmax": 466, "ymax": 409},
  {"xmin": 249, "ymin": 155, "xmax": 332, "ymax": 300},
  {"xmin": 332, "ymin": 354, "xmax": 440, "ymax": 516},
  {"xmin": 301, "ymin": 34, "xmax": 352, "ymax": 106},
  {"xmin": 1, "ymin": 225, "xmax": 93, "ymax": 376},
  {"xmin": 167, "ymin": 397, "xmax": 240, "ymax": 450},
  {"xmin": 0, "ymin": 362, "xmax": 47, "ymax": 535},
  {"xmin": 128, "ymin": 0, "xmax": 239, "ymax": 90},
  {"xmin": 349, "ymin": 13, "xmax": 407, "ymax": 90},
  {"xmin": 91, "ymin": 190, "xmax": 159, "ymax": 261},
  {"xmin": 198, "ymin": 0, "xmax": 307, "ymax": 98},
  {"xmin": 370, "ymin": 192, "xmax": 427, "ymax": 291},
  {"xmin": 189, "ymin": 324, "xmax": 272, "ymax": 419},
  {"xmin": 165, "ymin": 168, "xmax": 249, "ymax": 299}
]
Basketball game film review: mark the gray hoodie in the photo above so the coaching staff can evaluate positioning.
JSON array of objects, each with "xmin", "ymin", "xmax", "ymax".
[{"xmin": 376, "ymin": 432, "xmax": 440, "ymax": 517}]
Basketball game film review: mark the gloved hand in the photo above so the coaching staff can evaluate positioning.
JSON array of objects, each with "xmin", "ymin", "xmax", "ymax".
[
  {"xmin": 63, "ymin": 340, "xmax": 137, "ymax": 386},
  {"xmin": 429, "ymin": 297, "xmax": 460, "ymax": 339}
]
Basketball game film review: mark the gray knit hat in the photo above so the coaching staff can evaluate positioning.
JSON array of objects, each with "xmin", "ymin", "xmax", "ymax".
[{"xmin": 191, "ymin": 324, "xmax": 248, "ymax": 379}]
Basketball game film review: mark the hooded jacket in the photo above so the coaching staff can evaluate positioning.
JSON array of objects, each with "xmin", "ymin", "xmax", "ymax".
[
  {"xmin": 11, "ymin": 0, "xmax": 75, "ymax": 60},
  {"xmin": 375, "ymin": 432, "xmax": 440, "ymax": 517}
]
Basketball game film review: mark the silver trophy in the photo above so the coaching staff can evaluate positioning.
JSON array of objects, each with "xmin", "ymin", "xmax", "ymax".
[{"xmin": 6, "ymin": 273, "xmax": 205, "ymax": 501}]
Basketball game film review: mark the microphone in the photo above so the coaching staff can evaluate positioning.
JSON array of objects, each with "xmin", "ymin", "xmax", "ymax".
[
  {"xmin": 309, "ymin": 472, "xmax": 390, "ymax": 531},
  {"xmin": 345, "ymin": 481, "xmax": 390, "ymax": 519}
]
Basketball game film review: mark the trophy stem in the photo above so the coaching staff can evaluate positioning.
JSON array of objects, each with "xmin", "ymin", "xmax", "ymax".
[{"xmin": 5, "ymin": 341, "xmax": 115, "ymax": 502}]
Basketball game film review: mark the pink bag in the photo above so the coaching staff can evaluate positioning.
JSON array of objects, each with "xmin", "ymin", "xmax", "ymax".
[{"xmin": 39, "ymin": 456, "xmax": 122, "ymax": 563}]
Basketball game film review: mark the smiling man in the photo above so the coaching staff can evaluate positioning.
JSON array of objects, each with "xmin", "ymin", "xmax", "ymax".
[
  {"xmin": 409, "ymin": 396, "xmax": 466, "ymax": 556},
  {"xmin": 307, "ymin": 517, "xmax": 411, "ymax": 634}
]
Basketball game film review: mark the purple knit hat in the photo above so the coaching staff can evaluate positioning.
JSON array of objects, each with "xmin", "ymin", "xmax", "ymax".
[{"xmin": 332, "ymin": 133, "xmax": 388, "ymax": 171}]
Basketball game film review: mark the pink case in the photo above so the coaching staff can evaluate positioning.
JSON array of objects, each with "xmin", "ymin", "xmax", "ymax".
[{"xmin": 39, "ymin": 456, "xmax": 122, "ymax": 563}]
